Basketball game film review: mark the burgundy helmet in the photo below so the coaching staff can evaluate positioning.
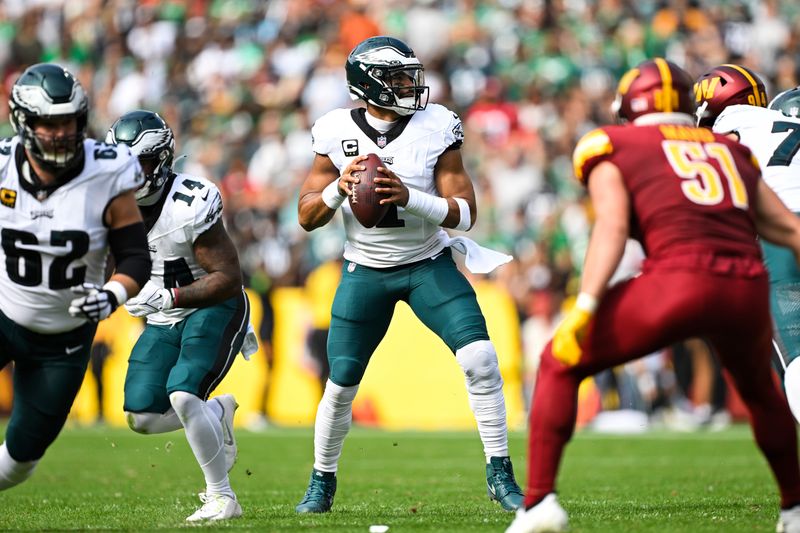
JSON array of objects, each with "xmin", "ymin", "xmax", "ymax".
[
  {"xmin": 612, "ymin": 58, "xmax": 695, "ymax": 123},
  {"xmin": 694, "ymin": 64, "xmax": 767, "ymax": 127}
]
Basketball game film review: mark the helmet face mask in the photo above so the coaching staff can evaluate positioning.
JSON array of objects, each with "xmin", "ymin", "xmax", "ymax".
[
  {"xmin": 612, "ymin": 58, "xmax": 695, "ymax": 124},
  {"xmin": 9, "ymin": 63, "xmax": 88, "ymax": 175},
  {"xmin": 769, "ymin": 87, "xmax": 800, "ymax": 119},
  {"xmin": 693, "ymin": 64, "xmax": 767, "ymax": 127},
  {"xmin": 347, "ymin": 36, "xmax": 429, "ymax": 116},
  {"xmin": 105, "ymin": 110, "xmax": 174, "ymax": 203}
]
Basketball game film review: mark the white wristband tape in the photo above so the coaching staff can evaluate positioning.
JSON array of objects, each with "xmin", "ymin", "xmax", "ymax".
[
  {"xmin": 404, "ymin": 188, "xmax": 449, "ymax": 225},
  {"xmin": 103, "ymin": 280, "xmax": 129, "ymax": 307},
  {"xmin": 321, "ymin": 179, "xmax": 346, "ymax": 210},
  {"xmin": 453, "ymin": 197, "xmax": 471, "ymax": 231},
  {"xmin": 575, "ymin": 292, "xmax": 598, "ymax": 313}
]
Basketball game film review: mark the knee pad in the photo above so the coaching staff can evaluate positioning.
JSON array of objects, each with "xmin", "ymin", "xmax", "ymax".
[
  {"xmin": 329, "ymin": 357, "xmax": 368, "ymax": 387},
  {"xmin": 0, "ymin": 443, "xmax": 38, "ymax": 491},
  {"xmin": 456, "ymin": 340, "xmax": 503, "ymax": 394},
  {"xmin": 168, "ymin": 391, "xmax": 202, "ymax": 422},
  {"xmin": 126, "ymin": 411, "xmax": 164, "ymax": 434},
  {"xmin": 785, "ymin": 359, "xmax": 800, "ymax": 424}
]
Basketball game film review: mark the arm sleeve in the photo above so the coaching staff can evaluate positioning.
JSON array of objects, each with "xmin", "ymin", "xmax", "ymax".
[{"xmin": 108, "ymin": 222, "xmax": 151, "ymax": 287}]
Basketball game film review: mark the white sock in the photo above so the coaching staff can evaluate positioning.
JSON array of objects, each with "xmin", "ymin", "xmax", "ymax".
[
  {"xmin": 169, "ymin": 391, "xmax": 233, "ymax": 498},
  {"xmin": 313, "ymin": 380, "xmax": 359, "ymax": 473},
  {"xmin": 785, "ymin": 358, "xmax": 800, "ymax": 424},
  {"xmin": 0, "ymin": 442, "xmax": 38, "ymax": 491},
  {"xmin": 456, "ymin": 340, "xmax": 510, "ymax": 460},
  {"xmin": 126, "ymin": 408, "xmax": 183, "ymax": 434}
]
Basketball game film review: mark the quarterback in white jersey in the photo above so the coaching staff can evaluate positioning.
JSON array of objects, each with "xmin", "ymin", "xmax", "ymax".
[
  {"xmin": 295, "ymin": 36, "xmax": 522, "ymax": 515},
  {"xmin": 0, "ymin": 64, "xmax": 150, "ymax": 494},
  {"xmin": 105, "ymin": 110, "xmax": 251, "ymax": 522},
  {"xmin": 697, "ymin": 65, "xmax": 800, "ymax": 469},
  {"xmin": 312, "ymin": 102, "xmax": 463, "ymax": 267}
]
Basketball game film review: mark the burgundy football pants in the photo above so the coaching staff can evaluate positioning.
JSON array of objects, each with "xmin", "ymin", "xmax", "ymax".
[{"xmin": 525, "ymin": 265, "xmax": 800, "ymax": 508}]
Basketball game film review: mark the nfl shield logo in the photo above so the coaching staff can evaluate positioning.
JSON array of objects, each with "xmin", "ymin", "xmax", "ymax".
[{"xmin": 377, "ymin": 135, "xmax": 387, "ymax": 148}]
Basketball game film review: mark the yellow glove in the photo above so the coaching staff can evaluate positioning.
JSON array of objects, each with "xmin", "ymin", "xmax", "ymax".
[{"xmin": 552, "ymin": 293, "xmax": 597, "ymax": 366}]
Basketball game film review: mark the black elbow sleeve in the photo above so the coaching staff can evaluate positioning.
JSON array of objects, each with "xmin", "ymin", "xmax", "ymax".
[{"xmin": 108, "ymin": 222, "xmax": 151, "ymax": 287}]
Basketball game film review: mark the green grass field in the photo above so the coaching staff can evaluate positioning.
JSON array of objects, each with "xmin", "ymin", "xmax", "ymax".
[{"xmin": 0, "ymin": 424, "xmax": 783, "ymax": 532}]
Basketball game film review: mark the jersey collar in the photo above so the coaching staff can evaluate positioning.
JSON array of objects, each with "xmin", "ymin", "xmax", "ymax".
[
  {"xmin": 140, "ymin": 173, "xmax": 176, "ymax": 233},
  {"xmin": 351, "ymin": 108, "xmax": 412, "ymax": 148}
]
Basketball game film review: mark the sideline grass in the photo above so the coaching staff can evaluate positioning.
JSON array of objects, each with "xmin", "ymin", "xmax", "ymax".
[{"xmin": 0, "ymin": 424, "xmax": 782, "ymax": 531}]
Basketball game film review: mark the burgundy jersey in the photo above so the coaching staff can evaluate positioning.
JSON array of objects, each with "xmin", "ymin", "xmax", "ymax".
[{"xmin": 573, "ymin": 122, "xmax": 763, "ymax": 261}]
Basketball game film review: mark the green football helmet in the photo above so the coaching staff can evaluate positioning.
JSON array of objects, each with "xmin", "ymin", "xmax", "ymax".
[
  {"xmin": 769, "ymin": 86, "xmax": 800, "ymax": 118},
  {"xmin": 9, "ymin": 63, "xmax": 89, "ymax": 174},
  {"xmin": 106, "ymin": 110, "xmax": 174, "ymax": 203},
  {"xmin": 346, "ymin": 36, "xmax": 429, "ymax": 116}
]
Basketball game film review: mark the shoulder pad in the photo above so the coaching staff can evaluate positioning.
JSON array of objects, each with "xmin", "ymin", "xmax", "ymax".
[
  {"xmin": 573, "ymin": 128, "xmax": 613, "ymax": 183},
  {"xmin": 311, "ymin": 109, "xmax": 352, "ymax": 155}
]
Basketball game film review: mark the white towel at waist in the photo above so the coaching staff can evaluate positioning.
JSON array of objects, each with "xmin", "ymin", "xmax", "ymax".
[{"xmin": 441, "ymin": 234, "xmax": 512, "ymax": 274}]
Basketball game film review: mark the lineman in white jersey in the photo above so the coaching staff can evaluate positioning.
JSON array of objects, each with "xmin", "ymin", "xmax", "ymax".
[
  {"xmin": 696, "ymin": 66, "xmax": 800, "ymax": 433},
  {"xmin": 296, "ymin": 36, "xmax": 521, "ymax": 514},
  {"xmin": 0, "ymin": 64, "xmax": 150, "ymax": 492},
  {"xmin": 105, "ymin": 110, "xmax": 253, "ymax": 522}
]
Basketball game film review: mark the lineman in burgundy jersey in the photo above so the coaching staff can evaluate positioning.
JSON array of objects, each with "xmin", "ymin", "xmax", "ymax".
[{"xmin": 507, "ymin": 58, "xmax": 800, "ymax": 533}]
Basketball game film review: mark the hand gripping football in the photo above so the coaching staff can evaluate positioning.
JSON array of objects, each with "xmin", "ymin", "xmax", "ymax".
[{"xmin": 349, "ymin": 153, "xmax": 390, "ymax": 228}]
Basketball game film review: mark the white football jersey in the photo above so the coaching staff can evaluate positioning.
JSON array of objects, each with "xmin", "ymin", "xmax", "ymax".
[
  {"xmin": 714, "ymin": 105, "xmax": 800, "ymax": 211},
  {"xmin": 0, "ymin": 137, "xmax": 143, "ymax": 333},
  {"xmin": 140, "ymin": 172, "xmax": 223, "ymax": 325},
  {"xmin": 312, "ymin": 103, "xmax": 464, "ymax": 268}
]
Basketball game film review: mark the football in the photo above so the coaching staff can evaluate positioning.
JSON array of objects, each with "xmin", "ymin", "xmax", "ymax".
[{"xmin": 349, "ymin": 153, "xmax": 390, "ymax": 228}]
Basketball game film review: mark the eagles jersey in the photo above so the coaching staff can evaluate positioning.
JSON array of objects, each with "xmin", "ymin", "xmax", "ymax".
[
  {"xmin": 139, "ymin": 172, "xmax": 223, "ymax": 325},
  {"xmin": 0, "ymin": 137, "xmax": 143, "ymax": 333},
  {"xmin": 312, "ymin": 104, "xmax": 464, "ymax": 268},
  {"xmin": 714, "ymin": 105, "xmax": 800, "ymax": 211}
]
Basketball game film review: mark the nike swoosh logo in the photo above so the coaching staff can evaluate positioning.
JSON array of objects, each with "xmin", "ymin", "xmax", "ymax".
[
  {"xmin": 65, "ymin": 345, "xmax": 83, "ymax": 355},
  {"xmin": 430, "ymin": 252, "xmax": 444, "ymax": 261},
  {"xmin": 202, "ymin": 191, "xmax": 210, "ymax": 201}
]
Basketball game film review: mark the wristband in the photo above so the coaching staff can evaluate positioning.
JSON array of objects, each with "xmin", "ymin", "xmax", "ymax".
[
  {"xmin": 103, "ymin": 280, "xmax": 128, "ymax": 307},
  {"xmin": 171, "ymin": 287, "xmax": 179, "ymax": 308},
  {"xmin": 404, "ymin": 188, "xmax": 449, "ymax": 225},
  {"xmin": 321, "ymin": 179, "xmax": 346, "ymax": 210},
  {"xmin": 453, "ymin": 197, "xmax": 471, "ymax": 231},
  {"xmin": 575, "ymin": 292, "xmax": 598, "ymax": 313}
]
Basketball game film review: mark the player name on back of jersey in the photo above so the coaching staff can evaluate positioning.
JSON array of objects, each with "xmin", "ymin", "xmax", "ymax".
[{"xmin": 658, "ymin": 124, "xmax": 715, "ymax": 142}]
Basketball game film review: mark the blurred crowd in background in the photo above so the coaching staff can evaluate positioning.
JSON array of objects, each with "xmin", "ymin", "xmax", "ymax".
[{"xmin": 0, "ymin": 0, "xmax": 798, "ymax": 429}]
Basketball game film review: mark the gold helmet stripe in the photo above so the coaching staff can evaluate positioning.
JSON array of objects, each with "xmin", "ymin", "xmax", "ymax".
[
  {"xmin": 654, "ymin": 58, "xmax": 673, "ymax": 112},
  {"xmin": 723, "ymin": 64, "xmax": 762, "ymax": 107}
]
